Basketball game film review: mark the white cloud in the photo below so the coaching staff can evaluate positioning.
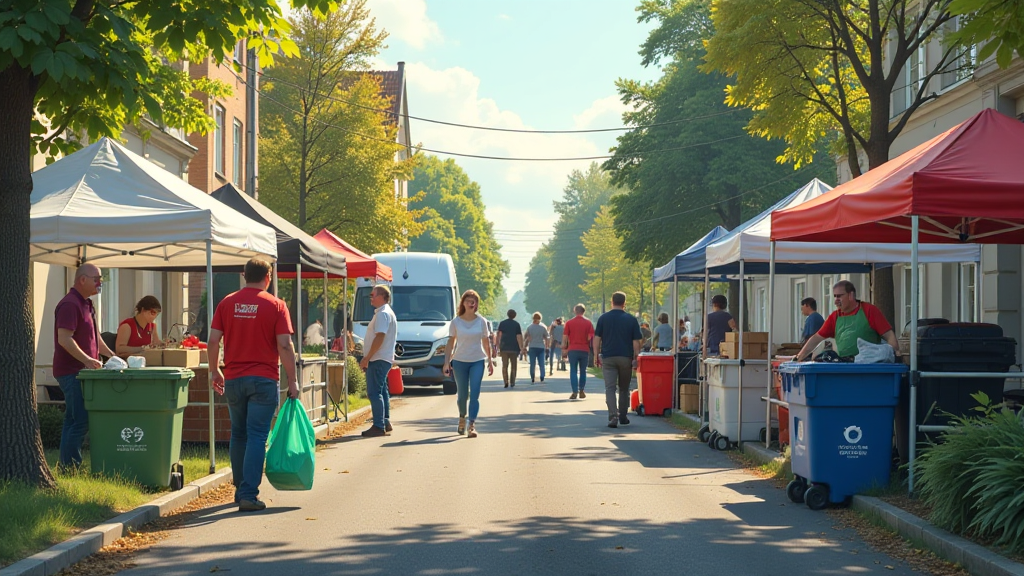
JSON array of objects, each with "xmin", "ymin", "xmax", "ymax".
[
  {"xmin": 573, "ymin": 94, "xmax": 630, "ymax": 129},
  {"xmin": 366, "ymin": 0, "xmax": 442, "ymax": 50},
  {"xmin": 498, "ymin": 13, "xmax": 512, "ymax": 21}
]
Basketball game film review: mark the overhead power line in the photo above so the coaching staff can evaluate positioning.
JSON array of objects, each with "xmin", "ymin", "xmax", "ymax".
[{"xmin": 260, "ymin": 72, "xmax": 746, "ymax": 134}]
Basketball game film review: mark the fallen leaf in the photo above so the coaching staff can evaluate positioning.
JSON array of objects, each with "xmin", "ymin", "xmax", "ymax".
[
  {"xmin": 615, "ymin": 546, "xmax": 624, "ymax": 550},
  {"xmin": 885, "ymin": 566, "xmax": 894, "ymax": 570},
  {"xmin": 305, "ymin": 517, "xmax": 317, "ymax": 521}
]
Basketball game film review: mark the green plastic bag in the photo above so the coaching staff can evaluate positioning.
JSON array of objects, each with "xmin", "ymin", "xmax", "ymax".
[{"xmin": 264, "ymin": 398, "xmax": 316, "ymax": 490}]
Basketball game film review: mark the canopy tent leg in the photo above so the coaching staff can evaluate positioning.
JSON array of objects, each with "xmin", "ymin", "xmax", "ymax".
[
  {"xmin": 272, "ymin": 263, "xmax": 278, "ymax": 297},
  {"xmin": 323, "ymin": 271, "xmax": 328, "ymax": 424},
  {"xmin": 671, "ymin": 279, "xmax": 678, "ymax": 410},
  {"xmin": 297, "ymin": 263, "xmax": 303, "ymax": 410},
  {"xmin": 206, "ymin": 240, "xmax": 215, "ymax": 474},
  {"xmin": 908, "ymin": 216, "xmax": 920, "ymax": 494},
  {"xmin": 737, "ymin": 259, "xmax": 745, "ymax": 448},
  {"xmin": 766, "ymin": 243, "xmax": 776, "ymax": 449},
  {"xmin": 701, "ymin": 269, "xmax": 710, "ymax": 429},
  {"xmin": 974, "ymin": 259, "xmax": 981, "ymax": 321},
  {"xmin": 342, "ymin": 279, "xmax": 349, "ymax": 421}
]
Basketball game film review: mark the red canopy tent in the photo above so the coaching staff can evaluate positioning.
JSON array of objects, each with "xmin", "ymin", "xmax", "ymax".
[
  {"xmin": 769, "ymin": 108, "xmax": 1024, "ymax": 495},
  {"xmin": 771, "ymin": 109, "xmax": 1024, "ymax": 245},
  {"xmin": 277, "ymin": 229, "xmax": 392, "ymax": 281}
]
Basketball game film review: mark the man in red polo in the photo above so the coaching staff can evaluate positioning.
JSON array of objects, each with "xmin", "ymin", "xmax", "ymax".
[
  {"xmin": 54, "ymin": 263, "xmax": 116, "ymax": 469},
  {"xmin": 562, "ymin": 304, "xmax": 595, "ymax": 400},
  {"xmin": 798, "ymin": 280, "xmax": 901, "ymax": 361},
  {"xmin": 209, "ymin": 258, "xmax": 298, "ymax": 512}
]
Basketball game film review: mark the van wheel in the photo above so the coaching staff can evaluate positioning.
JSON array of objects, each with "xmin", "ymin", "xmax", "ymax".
[{"xmin": 442, "ymin": 382, "xmax": 458, "ymax": 395}]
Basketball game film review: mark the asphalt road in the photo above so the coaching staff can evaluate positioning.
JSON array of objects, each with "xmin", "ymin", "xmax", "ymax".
[{"xmin": 123, "ymin": 359, "xmax": 920, "ymax": 576}]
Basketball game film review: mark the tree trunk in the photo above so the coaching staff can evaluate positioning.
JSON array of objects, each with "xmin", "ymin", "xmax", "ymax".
[{"xmin": 0, "ymin": 65, "xmax": 56, "ymax": 489}]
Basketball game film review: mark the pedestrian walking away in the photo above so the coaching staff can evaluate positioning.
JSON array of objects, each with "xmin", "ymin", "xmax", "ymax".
[
  {"xmin": 53, "ymin": 263, "xmax": 116, "ymax": 470},
  {"xmin": 548, "ymin": 317, "xmax": 565, "ymax": 372},
  {"xmin": 443, "ymin": 290, "xmax": 494, "ymax": 438},
  {"xmin": 495, "ymin": 309, "xmax": 524, "ymax": 388},
  {"xmin": 523, "ymin": 312, "xmax": 549, "ymax": 382},
  {"xmin": 562, "ymin": 304, "xmax": 594, "ymax": 400},
  {"xmin": 359, "ymin": 285, "xmax": 398, "ymax": 437},
  {"xmin": 208, "ymin": 258, "xmax": 298, "ymax": 512},
  {"xmin": 594, "ymin": 292, "xmax": 643, "ymax": 428}
]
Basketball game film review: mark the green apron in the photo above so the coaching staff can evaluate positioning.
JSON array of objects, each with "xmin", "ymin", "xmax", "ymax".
[{"xmin": 834, "ymin": 305, "xmax": 880, "ymax": 357}]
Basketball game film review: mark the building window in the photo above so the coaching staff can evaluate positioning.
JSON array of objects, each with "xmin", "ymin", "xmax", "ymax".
[
  {"xmin": 214, "ymin": 105, "xmax": 225, "ymax": 176},
  {"xmin": 941, "ymin": 17, "xmax": 976, "ymax": 89},
  {"xmin": 959, "ymin": 263, "xmax": 977, "ymax": 322},
  {"xmin": 793, "ymin": 279, "xmax": 806, "ymax": 342},
  {"xmin": 234, "ymin": 39, "xmax": 245, "ymax": 66},
  {"xmin": 901, "ymin": 264, "xmax": 926, "ymax": 333},
  {"xmin": 233, "ymin": 119, "xmax": 243, "ymax": 186},
  {"xmin": 892, "ymin": 39, "xmax": 926, "ymax": 117}
]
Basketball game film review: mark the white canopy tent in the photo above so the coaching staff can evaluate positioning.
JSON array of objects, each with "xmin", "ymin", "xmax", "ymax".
[
  {"xmin": 702, "ymin": 178, "xmax": 981, "ymax": 450},
  {"xmin": 30, "ymin": 137, "xmax": 279, "ymax": 473},
  {"xmin": 30, "ymin": 138, "xmax": 278, "ymax": 268}
]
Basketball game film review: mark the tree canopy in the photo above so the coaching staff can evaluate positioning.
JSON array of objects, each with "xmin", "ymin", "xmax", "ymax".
[
  {"xmin": 258, "ymin": 4, "xmax": 420, "ymax": 254},
  {"xmin": 408, "ymin": 155, "xmax": 509, "ymax": 313},
  {"xmin": 948, "ymin": 0, "xmax": 1024, "ymax": 69},
  {"xmin": 523, "ymin": 246, "xmax": 563, "ymax": 322},
  {"xmin": 0, "ymin": 0, "xmax": 339, "ymax": 488},
  {"xmin": 579, "ymin": 207, "xmax": 653, "ymax": 316}
]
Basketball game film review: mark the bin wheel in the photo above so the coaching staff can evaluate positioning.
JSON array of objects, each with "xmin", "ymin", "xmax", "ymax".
[
  {"xmin": 637, "ymin": 404, "xmax": 645, "ymax": 416},
  {"xmin": 697, "ymin": 425, "xmax": 710, "ymax": 443},
  {"xmin": 708, "ymin": 430, "xmax": 719, "ymax": 449},
  {"xmin": 758, "ymin": 427, "xmax": 767, "ymax": 443},
  {"xmin": 662, "ymin": 408, "xmax": 672, "ymax": 418},
  {"xmin": 714, "ymin": 434, "xmax": 730, "ymax": 451},
  {"xmin": 170, "ymin": 472, "xmax": 184, "ymax": 491},
  {"xmin": 786, "ymin": 479, "xmax": 807, "ymax": 503},
  {"xmin": 805, "ymin": 485, "xmax": 830, "ymax": 511},
  {"xmin": 442, "ymin": 382, "xmax": 458, "ymax": 395}
]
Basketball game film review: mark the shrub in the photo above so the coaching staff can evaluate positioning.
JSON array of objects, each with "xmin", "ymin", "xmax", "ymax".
[
  {"xmin": 916, "ymin": 392, "xmax": 1024, "ymax": 553},
  {"xmin": 346, "ymin": 363, "xmax": 366, "ymax": 397},
  {"xmin": 37, "ymin": 405, "xmax": 65, "ymax": 449}
]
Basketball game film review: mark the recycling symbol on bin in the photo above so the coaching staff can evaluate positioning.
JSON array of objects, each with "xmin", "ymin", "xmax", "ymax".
[
  {"xmin": 120, "ymin": 427, "xmax": 144, "ymax": 443},
  {"xmin": 843, "ymin": 425, "xmax": 863, "ymax": 444}
]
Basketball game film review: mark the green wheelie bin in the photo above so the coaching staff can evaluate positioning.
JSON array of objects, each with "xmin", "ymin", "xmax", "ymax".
[{"xmin": 79, "ymin": 368, "xmax": 194, "ymax": 489}]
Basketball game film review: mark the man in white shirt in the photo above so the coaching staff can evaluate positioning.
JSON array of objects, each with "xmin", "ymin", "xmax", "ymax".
[{"xmin": 358, "ymin": 285, "xmax": 398, "ymax": 437}]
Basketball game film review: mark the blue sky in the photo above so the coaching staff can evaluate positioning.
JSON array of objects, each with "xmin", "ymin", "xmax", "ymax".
[{"xmin": 366, "ymin": 0, "xmax": 661, "ymax": 296}]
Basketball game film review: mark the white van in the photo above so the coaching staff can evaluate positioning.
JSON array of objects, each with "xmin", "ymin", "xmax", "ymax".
[{"xmin": 352, "ymin": 252, "xmax": 459, "ymax": 394}]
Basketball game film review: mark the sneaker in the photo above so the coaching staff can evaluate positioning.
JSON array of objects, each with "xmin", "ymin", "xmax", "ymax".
[
  {"xmin": 238, "ymin": 499, "xmax": 266, "ymax": 512},
  {"xmin": 361, "ymin": 425, "xmax": 387, "ymax": 438},
  {"xmin": 385, "ymin": 422, "xmax": 393, "ymax": 433},
  {"xmin": 569, "ymin": 392, "xmax": 578, "ymax": 400},
  {"xmin": 608, "ymin": 420, "xmax": 618, "ymax": 429},
  {"xmin": 467, "ymin": 422, "xmax": 478, "ymax": 438},
  {"xmin": 619, "ymin": 416, "xmax": 631, "ymax": 426},
  {"xmin": 510, "ymin": 382, "xmax": 515, "ymax": 388},
  {"xmin": 579, "ymin": 390, "xmax": 587, "ymax": 399},
  {"xmin": 504, "ymin": 382, "xmax": 509, "ymax": 388}
]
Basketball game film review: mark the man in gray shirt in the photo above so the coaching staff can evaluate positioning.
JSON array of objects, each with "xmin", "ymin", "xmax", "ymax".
[{"xmin": 548, "ymin": 317, "xmax": 565, "ymax": 372}]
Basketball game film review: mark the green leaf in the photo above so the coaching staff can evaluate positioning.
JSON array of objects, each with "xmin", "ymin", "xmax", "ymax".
[
  {"xmin": 41, "ymin": 2, "xmax": 71, "ymax": 26},
  {"xmin": 30, "ymin": 47, "xmax": 53, "ymax": 75},
  {"xmin": 0, "ymin": 25, "xmax": 17, "ymax": 49}
]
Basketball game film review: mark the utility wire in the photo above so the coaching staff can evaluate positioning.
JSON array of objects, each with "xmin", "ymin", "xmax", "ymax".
[{"xmin": 260, "ymin": 72, "xmax": 746, "ymax": 134}]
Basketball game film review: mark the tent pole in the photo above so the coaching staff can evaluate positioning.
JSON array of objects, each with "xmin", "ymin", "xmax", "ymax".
[
  {"xmin": 766, "ymin": 243, "xmax": 776, "ymax": 449},
  {"xmin": 206, "ymin": 240, "xmax": 215, "ymax": 474},
  {"xmin": 671, "ymin": 279, "xmax": 678, "ymax": 410},
  {"xmin": 342, "ymin": 279, "xmax": 349, "ymax": 421},
  {"xmin": 297, "ymin": 263, "xmax": 303, "ymax": 409},
  {"xmin": 737, "ymin": 259, "xmax": 745, "ymax": 448},
  {"xmin": 974, "ymin": 258, "xmax": 981, "ymax": 322},
  {"xmin": 272, "ymin": 263, "xmax": 278, "ymax": 297},
  {"xmin": 323, "ymin": 271, "xmax": 328, "ymax": 424},
  {"xmin": 908, "ymin": 216, "xmax": 920, "ymax": 494},
  {"xmin": 702, "ymin": 269, "xmax": 710, "ymax": 429}
]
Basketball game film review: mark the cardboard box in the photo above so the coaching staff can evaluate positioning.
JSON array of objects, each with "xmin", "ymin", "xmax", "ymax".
[
  {"xmin": 724, "ymin": 331, "xmax": 769, "ymax": 343},
  {"xmin": 679, "ymin": 384, "xmax": 699, "ymax": 414},
  {"xmin": 719, "ymin": 341, "xmax": 769, "ymax": 359},
  {"xmin": 142, "ymin": 349, "xmax": 164, "ymax": 367},
  {"xmin": 162, "ymin": 348, "xmax": 201, "ymax": 367},
  {"xmin": 199, "ymin": 349, "xmax": 208, "ymax": 365},
  {"xmin": 327, "ymin": 362, "xmax": 347, "ymax": 401}
]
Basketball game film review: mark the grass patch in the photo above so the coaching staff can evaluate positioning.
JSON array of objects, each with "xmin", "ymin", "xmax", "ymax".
[
  {"xmin": 668, "ymin": 412, "xmax": 700, "ymax": 434},
  {"xmin": 328, "ymin": 393, "xmax": 369, "ymax": 421},
  {"xmin": 0, "ymin": 463, "xmax": 150, "ymax": 567},
  {"xmin": 179, "ymin": 444, "xmax": 231, "ymax": 483}
]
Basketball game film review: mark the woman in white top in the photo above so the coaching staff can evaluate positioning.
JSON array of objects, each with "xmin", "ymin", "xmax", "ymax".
[{"xmin": 442, "ymin": 289, "xmax": 494, "ymax": 438}]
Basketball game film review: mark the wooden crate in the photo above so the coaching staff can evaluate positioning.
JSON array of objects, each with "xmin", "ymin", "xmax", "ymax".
[
  {"xmin": 719, "ymin": 341, "xmax": 769, "ymax": 359},
  {"xmin": 724, "ymin": 331, "xmax": 769, "ymax": 343}
]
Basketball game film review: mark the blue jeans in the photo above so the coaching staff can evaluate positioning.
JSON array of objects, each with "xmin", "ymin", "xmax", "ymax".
[
  {"xmin": 451, "ymin": 360, "xmax": 484, "ymax": 421},
  {"xmin": 225, "ymin": 376, "xmax": 279, "ymax": 502},
  {"xmin": 57, "ymin": 373, "xmax": 88, "ymax": 469},
  {"xmin": 528, "ymin": 348, "xmax": 545, "ymax": 380},
  {"xmin": 365, "ymin": 360, "xmax": 392, "ymax": 429},
  {"xmin": 567, "ymin": 350, "xmax": 589, "ymax": 393}
]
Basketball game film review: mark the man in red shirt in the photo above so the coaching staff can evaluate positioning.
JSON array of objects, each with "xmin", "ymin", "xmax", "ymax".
[
  {"xmin": 798, "ymin": 280, "xmax": 901, "ymax": 361},
  {"xmin": 209, "ymin": 258, "xmax": 298, "ymax": 512},
  {"xmin": 562, "ymin": 304, "xmax": 595, "ymax": 400}
]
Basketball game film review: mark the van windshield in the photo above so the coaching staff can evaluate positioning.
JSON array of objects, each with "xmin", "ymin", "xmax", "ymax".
[{"xmin": 353, "ymin": 286, "xmax": 455, "ymax": 323}]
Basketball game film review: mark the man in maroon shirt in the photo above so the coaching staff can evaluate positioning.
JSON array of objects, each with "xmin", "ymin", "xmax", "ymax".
[
  {"xmin": 54, "ymin": 263, "xmax": 116, "ymax": 469},
  {"xmin": 209, "ymin": 258, "xmax": 298, "ymax": 512}
]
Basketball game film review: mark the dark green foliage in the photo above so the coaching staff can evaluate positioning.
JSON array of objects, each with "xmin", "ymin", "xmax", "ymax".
[
  {"xmin": 346, "ymin": 363, "xmax": 367, "ymax": 397},
  {"xmin": 37, "ymin": 405, "xmax": 64, "ymax": 449},
  {"xmin": 917, "ymin": 393, "xmax": 1024, "ymax": 553}
]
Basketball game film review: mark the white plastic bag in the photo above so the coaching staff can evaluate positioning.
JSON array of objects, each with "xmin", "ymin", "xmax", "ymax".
[
  {"xmin": 103, "ymin": 356, "xmax": 128, "ymax": 370},
  {"xmin": 127, "ymin": 355, "xmax": 146, "ymax": 368},
  {"xmin": 854, "ymin": 338, "xmax": 895, "ymax": 364}
]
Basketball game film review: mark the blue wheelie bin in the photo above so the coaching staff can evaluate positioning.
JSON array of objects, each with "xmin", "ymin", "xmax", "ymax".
[{"xmin": 780, "ymin": 362, "xmax": 907, "ymax": 510}]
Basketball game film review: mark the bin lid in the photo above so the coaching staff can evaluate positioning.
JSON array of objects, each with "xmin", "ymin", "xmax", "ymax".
[
  {"xmin": 704, "ymin": 357, "xmax": 769, "ymax": 366},
  {"xmin": 77, "ymin": 368, "xmax": 195, "ymax": 380},
  {"xmin": 779, "ymin": 361, "xmax": 909, "ymax": 374}
]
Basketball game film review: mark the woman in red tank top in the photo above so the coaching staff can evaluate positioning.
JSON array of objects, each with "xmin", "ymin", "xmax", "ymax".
[{"xmin": 115, "ymin": 295, "xmax": 164, "ymax": 357}]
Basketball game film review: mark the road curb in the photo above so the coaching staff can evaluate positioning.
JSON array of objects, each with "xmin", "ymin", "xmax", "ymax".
[
  {"xmin": 739, "ymin": 442, "xmax": 1024, "ymax": 576},
  {"xmin": 314, "ymin": 404, "xmax": 372, "ymax": 440},
  {"xmin": 0, "ymin": 468, "xmax": 234, "ymax": 576}
]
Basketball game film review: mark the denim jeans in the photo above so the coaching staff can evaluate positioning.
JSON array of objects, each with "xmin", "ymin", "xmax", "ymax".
[
  {"xmin": 451, "ymin": 360, "xmax": 484, "ymax": 421},
  {"xmin": 57, "ymin": 373, "xmax": 88, "ymax": 469},
  {"xmin": 567, "ymin": 350, "xmax": 589, "ymax": 393},
  {"xmin": 528, "ymin": 348, "xmax": 545, "ymax": 381},
  {"xmin": 365, "ymin": 360, "xmax": 392, "ymax": 429},
  {"xmin": 225, "ymin": 376, "xmax": 279, "ymax": 502},
  {"xmin": 601, "ymin": 356, "xmax": 633, "ymax": 421},
  {"xmin": 549, "ymin": 346, "xmax": 563, "ymax": 370}
]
